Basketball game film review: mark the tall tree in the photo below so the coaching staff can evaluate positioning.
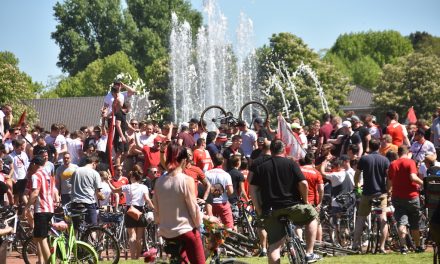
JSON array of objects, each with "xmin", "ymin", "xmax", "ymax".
[
  {"xmin": 48, "ymin": 51, "xmax": 138, "ymax": 98},
  {"xmin": 325, "ymin": 30, "xmax": 413, "ymax": 88},
  {"xmin": 409, "ymin": 31, "xmax": 440, "ymax": 57},
  {"xmin": 0, "ymin": 51, "xmax": 40, "ymax": 124},
  {"xmin": 258, "ymin": 33, "xmax": 352, "ymax": 124},
  {"xmin": 372, "ymin": 52, "xmax": 440, "ymax": 121}
]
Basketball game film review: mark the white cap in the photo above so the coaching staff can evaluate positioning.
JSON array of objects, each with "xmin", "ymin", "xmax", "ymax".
[{"xmin": 342, "ymin": 120, "xmax": 352, "ymax": 128}]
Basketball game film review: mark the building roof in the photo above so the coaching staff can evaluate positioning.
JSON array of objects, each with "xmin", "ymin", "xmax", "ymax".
[
  {"xmin": 342, "ymin": 85, "xmax": 374, "ymax": 111},
  {"xmin": 26, "ymin": 97, "xmax": 103, "ymax": 131}
]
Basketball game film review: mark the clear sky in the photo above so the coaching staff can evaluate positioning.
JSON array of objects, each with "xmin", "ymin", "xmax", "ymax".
[{"xmin": 1, "ymin": 0, "xmax": 439, "ymax": 85}]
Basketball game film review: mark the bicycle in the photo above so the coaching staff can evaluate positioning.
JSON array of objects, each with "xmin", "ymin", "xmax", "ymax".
[
  {"xmin": 333, "ymin": 191, "xmax": 357, "ymax": 248},
  {"xmin": 48, "ymin": 202, "xmax": 98, "ymax": 263},
  {"xmin": 200, "ymin": 101, "xmax": 269, "ymax": 132},
  {"xmin": 278, "ymin": 215, "xmax": 307, "ymax": 264},
  {"xmin": 366, "ymin": 197, "xmax": 387, "ymax": 254},
  {"xmin": 234, "ymin": 200, "xmax": 259, "ymax": 249},
  {"xmin": 0, "ymin": 205, "xmax": 33, "ymax": 255}
]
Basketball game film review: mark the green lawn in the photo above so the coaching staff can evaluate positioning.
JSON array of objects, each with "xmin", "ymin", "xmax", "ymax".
[{"xmin": 104, "ymin": 252, "xmax": 433, "ymax": 263}]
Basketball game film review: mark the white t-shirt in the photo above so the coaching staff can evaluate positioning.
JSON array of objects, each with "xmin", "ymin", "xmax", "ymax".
[
  {"xmin": 9, "ymin": 150, "xmax": 29, "ymax": 181},
  {"xmin": 410, "ymin": 140, "xmax": 436, "ymax": 163},
  {"xmin": 66, "ymin": 138, "xmax": 83, "ymax": 165},
  {"xmin": 205, "ymin": 168, "xmax": 233, "ymax": 204},
  {"xmin": 240, "ymin": 129, "xmax": 257, "ymax": 157},
  {"xmin": 139, "ymin": 133, "xmax": 156, "ymax": 147},
  {"xmin": 100, "ymin": 182, "xmax": 112, "ymax": 206},
  {"xmin": 121, "ymin": 183, "xmax": 149, "ymax": 206},
  {"xmin": 45, "ymin": 134, "xmax": 67, "ymax": 163},
  {"xmin": 104, "ymin": 91, "xmax": 128, "ymax": 115},
  {"xmin": 324, "ymin": 169, "xmax": 354, "ymax": 207}
]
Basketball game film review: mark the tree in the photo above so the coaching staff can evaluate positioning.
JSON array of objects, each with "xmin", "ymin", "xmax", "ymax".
[
  {"xmin": 0, "ymin": 51, "xmax": 39, "ymax": 124},
  {"xmin": 372, "ymin": 52, "xmax": 440, "ymax": 122},
  {"xmin": 257, "ymin": 33, "xmax": 352, "ymax": 124},
  {"xmin": 409, "ymin": 31, "xmax": 440, "ymax": 57},
  {"xmin": 47, "ymin": 51, "xmax": 138, "ymax": 97},
  {"xmin": 325, "ymin": 30, "xmax": 413, "ymax": 88}
]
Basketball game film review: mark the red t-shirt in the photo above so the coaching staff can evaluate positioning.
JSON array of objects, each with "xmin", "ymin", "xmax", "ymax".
[
  {"xmin": 111, "ymin": 176, "xmax": 129, "ymax": 204},
  {"xmin": 319, "ymin": 123, "xmax": 333, "ymax": 144},
  {"xmin": 183, "ymin": 165, "xmax": 205, "ymax": 198},
  {"xmin": 300, "ymin": 165, "xmax": 324, "ymax": 205},
  {"xmin": 388, "ymin": 158, "xmax": 419, "ymax": 199},
  {"xmin": 387, "ymin": 122, "xmax": 405, "ymax": 146},
  {"xmin": 142, "ymin": 146, "xmax": 161, "ymax": 176},
  {"xmin": 193, "ymin": 148, "xmax": 213, "ymax": 172}
]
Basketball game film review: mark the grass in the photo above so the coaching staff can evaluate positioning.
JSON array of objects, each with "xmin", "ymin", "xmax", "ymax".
[{"xmin": 103, "ymin": 252, "xmax": 433, "ymax": 263}]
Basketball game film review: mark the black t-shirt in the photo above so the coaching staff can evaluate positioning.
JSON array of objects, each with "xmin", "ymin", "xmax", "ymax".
[
  {"xmin": 354, "ymin": 126, "xmax": 370, "ymax": 153},
  {"xmin": 250, "ymin": 149, "xmax": 263, "ymax": 160},
  {"xmin": 250, "ymin": 156, "xmax": 306, "ymax": 213},
  {"xmin": 341, "ymin": 131, "xmax": 362, "ymax": 155},
  {"xmin": 330, "ymin": 127, "xmax": 347, "ymax": 157},
  {"xmin": 249, "ymin": 154, "xmax": 272, "ymax": 173},
  {"xmin": 357, "ymin": 152, "xmax": 390, "ymax": 196},
  {"xmin": 307, "ymin": 134, "xmax": 319, "ymax": 149},
  {"xmin": 257, "ymin": 128, "xmax": 273, "ymax": 141},
  {"xmin": 228, "ymin": 168, "xmax": 245, "ymax": 203},
  {"xmin": 427, "ymin": 166, "xmax": 440, "ymax": 176}
]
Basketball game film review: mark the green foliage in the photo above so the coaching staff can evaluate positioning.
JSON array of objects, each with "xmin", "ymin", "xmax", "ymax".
[
  {"xmin": 47, "ymin": 51, "xmax": 138, "ymax": 97},
  {"xmin": 409, "ymin": 31, "xmax": 440, "ymax": 57},
  {"xmin": 326, "ymin": 30, "xmax": 413, "ymax": 88},
  {"xmin": 372, "ymin": 52, "xmax": 440, "ymax": 121},
  {"xmin": 258, "ymin": 33, "xmax": 352, "ymax": 125},
  {"xmin": 0, "ymin": 51, "xmax": 39, "ymax": 125}
]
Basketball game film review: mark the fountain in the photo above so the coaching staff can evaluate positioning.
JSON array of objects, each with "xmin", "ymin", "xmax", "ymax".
[{"xmin": 170, "ymin": 0, "xmax": 259, "ymax": 125}]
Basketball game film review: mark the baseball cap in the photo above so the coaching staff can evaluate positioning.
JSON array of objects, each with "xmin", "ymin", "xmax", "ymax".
[
  {"xmin": 349, "ymin": 115, "xmax": 360, "ymax": 122},
  {"xmin": 30, "ymin": 156, "xmax": 45, "ymax": 166},
  {"xmin": 217, "ymin": 133, "xmax": 228, "ymax": 142},
  {"xmin": 291, "ymin": 123, "xmax": 302, "ymax": 129},
  {"xmin": 342, "ymin": 121, "xmax": 352, "ymax": 128}
]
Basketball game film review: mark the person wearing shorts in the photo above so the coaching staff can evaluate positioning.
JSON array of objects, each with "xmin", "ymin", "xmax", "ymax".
[
  {"xmin": 25, "ymin": 156, "xmax": 55, "ymax": 264},
  {"xmin": 388, "ymin": 145, "xmax": 424, "ymax": 253},
  {"xmin": 250, "ymin": 140, "xmax": 320, "ymax": 263}
]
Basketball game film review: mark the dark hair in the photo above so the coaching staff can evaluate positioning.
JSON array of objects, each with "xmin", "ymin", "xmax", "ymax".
[
  {"xmin": 270, "ymin": 140, "xmax": 285, "ymax": 155},
  {"xmin": 397, "ymin": 145, "xmax": 409, "ymax": 156},
  {"xmin": 331, "ymin": 158, "xmax": 344, "ymax": 168},
  {"xmin": 348, "ymin": 144, "xmax": 359, "ymax": 154},
  {"xmin": 196, "ymin": 138, "xmax": 205, "ymax": 147},
  {"xmin": 369, "ymin": 138, "xmax": 381, "ymax": 152},
  {"xmin": 303, "ymin": 151, "xmax": 315, "ymax": 165},
  {"xmin": 386, "ymin": 151, "xmax": 399, "ymax": 162},
  {"xmin": 83, "ymin": 154, "xmax": 100, "ymax": 165},
  {"xmin": 13, "ymin": 139, "xmax": 25, "ymax": 148},
  {"xmin": 231, "ymin": 135, "xmax": 242, "ymax": 142},
  {"xmin": 229, "ymin": 155, "xmax": 241, "ymax": 168},
  {"xmin": 129, "ymin": 164, "xmax": 143, "ymax": 181},
  {"xmin": 386, "ymin": 110, "xmax": 397, "ymax": 120},
  {"xmin": 206, "ymin": 131, "xmax": 217, "ymax": 145},
  {"xmin": 212, "ymin": 153, "xmax": 224, "ymax": 167},
  {"xmin": 239, "ymin": 158, "xmax": 248, "ymax": 170},
  {"xmin": 322, "ymin": 113, "xmax": 332, "ymax": 122},
  {"xmin": 166, "ymin": 143, "xmax": 189, "ymax": 171}
]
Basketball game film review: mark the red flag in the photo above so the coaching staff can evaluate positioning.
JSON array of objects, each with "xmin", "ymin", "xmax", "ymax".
[
  {"xmin": 406, "ymin": 106, "xmax": 417, "ymax": 124},
  {"xmin": 17, "ymin": 110, "xmax": 27, "ymax": 127}
]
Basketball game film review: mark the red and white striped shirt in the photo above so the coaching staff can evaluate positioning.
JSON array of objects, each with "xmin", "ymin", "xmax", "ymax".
[{"xmin": 31, "ymin": 168, "xmax": 55, "ymax": 213}]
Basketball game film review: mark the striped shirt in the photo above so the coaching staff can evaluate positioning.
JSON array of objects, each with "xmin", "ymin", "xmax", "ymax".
[{"xmin": 32, "ymin": 168, "xmax": 55, "ymax": 213}]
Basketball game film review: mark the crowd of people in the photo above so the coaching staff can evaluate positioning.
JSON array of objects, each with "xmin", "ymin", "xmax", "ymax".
[{"xmin": 0, "ymin": 80, "xmax": 439, "ymax": 263}]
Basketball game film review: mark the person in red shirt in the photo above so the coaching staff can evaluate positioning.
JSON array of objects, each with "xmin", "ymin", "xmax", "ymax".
[
  {"xmin": 25, "ymin": 156, "xmax": 55, "ymax": 264},
  {"xmin": 193, "ymin": 138, "xmax": 213, "ymax": 172},
  {"xmin": 300, "ymin": 152, "xmax": 324, "ymax": 241},
  {"xmin": 184, "ymin": 149, "xmax": 211, "ymax": 202},
  {"xmin": 111, "ymin": 164, "xmax": 129, "ymax": 206},
  {"xmin": 387, "ymin": 145, "xmax": 424, "ymax": 254},
  {"xmin": 385, "ymin": 110, "xmax": 410, "ymax": 147},
  {"xmin": 135, "ymin": 134, "xmax": 161, "ymax": 177}
]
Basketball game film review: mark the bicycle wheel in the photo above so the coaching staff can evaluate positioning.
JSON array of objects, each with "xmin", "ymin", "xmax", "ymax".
[
  {"xmin": 337, "ymin": 218, "xmax": 352, "ymax": 248},
  {"xmin": 387, "ymin": 222, "xmax": 402, "ymax": 252},
  {"xmin": 367, "ymin": 217, "xmax": 380, "ymax": 254},
  {"xmin": 200, "ymin": 105, "xmax": 228, "ymax": 131},
  {"xmin": 75, "ymin": 240, "xmax": 99, "ymax": 263},
  {"xmin": 22, "ymin": 237, "xmax": 38, "ymax": 264},
  {"xmin": 238, "ymin": 101, "xmax": 269, "ymax": 130},
  {"xmin": 80, "ymin": 226, "xmax": 120, "ymax": 264}
]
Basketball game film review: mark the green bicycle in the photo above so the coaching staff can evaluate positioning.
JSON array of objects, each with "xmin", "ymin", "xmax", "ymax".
[{"xmin": 49, "ymin": 202, "xmax": 98, "ymax": 264}]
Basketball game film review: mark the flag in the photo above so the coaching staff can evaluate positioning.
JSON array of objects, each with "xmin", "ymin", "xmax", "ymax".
[
  {"xmin": 17, "ymin": 110, "xmax": 27, "ymax": 127},
  {"xmin": 406, "ymin": 106, "xmax": 417, "ymax": 124},
  {"xmin": 277, "ymin": 115, "xmax": 306, "ymax": 160}
]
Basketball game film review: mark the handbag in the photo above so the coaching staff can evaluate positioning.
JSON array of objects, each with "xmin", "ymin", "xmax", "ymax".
[{"xmin": 126, "ymin": 184, "xmax": 142, "ymax": 221}]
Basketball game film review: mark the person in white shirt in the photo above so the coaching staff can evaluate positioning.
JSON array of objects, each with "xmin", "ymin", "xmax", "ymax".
[
  {"xmin": 236, "ymin": 120, "xmax": 257, "ymax": 158},
  {"xmin": 66, "ymin": 130, "xmax": 84, "ymax": 165},
  {"xmin": 103, "ymin": 80, "xmax": 136, "ymax": 117},
  {"xmin": 8, "ymin": 139, "xmax": 29, "ymax": 205},
  {"xmin": 45, "ymin": 124, "xmax": 67, "ymax": 164}
]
